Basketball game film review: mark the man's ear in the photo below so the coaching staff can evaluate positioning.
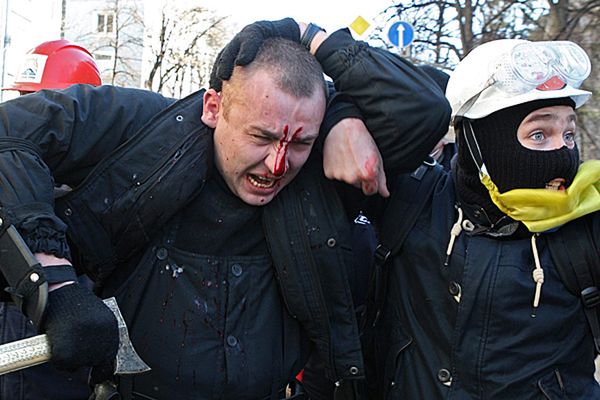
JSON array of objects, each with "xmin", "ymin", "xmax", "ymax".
[{"xmin": 201, "ymin": 89, "xmax": 221, "ymax": 128}]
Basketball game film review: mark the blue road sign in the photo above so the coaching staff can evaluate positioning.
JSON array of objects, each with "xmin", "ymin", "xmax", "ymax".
[{"xmin": 387, "ymin": 21, "xmax": 414, "ymax": 48}]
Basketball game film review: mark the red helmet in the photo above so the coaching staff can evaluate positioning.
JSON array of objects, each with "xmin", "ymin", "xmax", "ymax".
[{"xmin": 4, "ymin": 39, "xmax": 101, "ymax": 93}]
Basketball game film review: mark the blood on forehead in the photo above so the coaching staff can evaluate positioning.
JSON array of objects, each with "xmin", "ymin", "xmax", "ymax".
[{"xmin": 272, "ymin": 125, "xmax": 303, "ymax": 177}]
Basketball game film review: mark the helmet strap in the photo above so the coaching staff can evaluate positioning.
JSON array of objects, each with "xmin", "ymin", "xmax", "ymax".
[{"xmin": 461, "ymin": 119, "xmax": 485, "ymax": 176}]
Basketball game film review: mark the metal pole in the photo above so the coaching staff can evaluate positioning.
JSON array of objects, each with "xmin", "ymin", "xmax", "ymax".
[
  {"xmin": 61, "ymin": 0, "xmax": 66, "ymax": 39},
  {"xmin": 0, "ymin": 0, "xmax": 10, "ymax": 102}
]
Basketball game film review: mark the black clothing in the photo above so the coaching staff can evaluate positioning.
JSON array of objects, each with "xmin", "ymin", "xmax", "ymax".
[
  {"xmin": 0, "ymin": 302, "xmax": 92, "ymax": 400},
  {"xmin": 0, "ymin": 29, "xmax": 450, "ymax": 398},
  {"xmin": 112, "ymin": 212, "xmax": 307, "ymax": 399},
  {"xmin": 176, "ymin": 172, "xmax": 266, "ymax": 256},
  {"xmin": 370, "ymin": 166, "xmax": 600, "ymax": 399}
]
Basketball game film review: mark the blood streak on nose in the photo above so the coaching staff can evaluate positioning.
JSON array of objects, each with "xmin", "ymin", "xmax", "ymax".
[{"xmin": 273, "ymin": 125, "xmax": 303, "ymax": 177}]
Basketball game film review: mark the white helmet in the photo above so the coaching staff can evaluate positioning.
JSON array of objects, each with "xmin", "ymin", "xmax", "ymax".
[{"xmin": 446, "ymin": 39, "xmax": 592, "ymax": 123}]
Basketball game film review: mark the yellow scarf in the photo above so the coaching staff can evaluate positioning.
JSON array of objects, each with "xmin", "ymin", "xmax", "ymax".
[{"xmin": 481, "ymin": 160, "xmax": 600, "ymax": 232}]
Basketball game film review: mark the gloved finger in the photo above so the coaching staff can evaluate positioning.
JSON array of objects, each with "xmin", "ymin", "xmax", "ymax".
[
  {"xmin": 209, "ymin": 48, "xmax": 226, "ymax": 90},
  {"xmin": 271, "ymin": 18, "xmax": 301, "ymax": 42},
  {"xmin": 215, "ymin": 40, "xmax": 241, "ymax": 81},
  {"xmin": 44, "ymin": 284, "xmax": 119, "ymax": 372},
  {"xmin": 236, "ymin": 36, "xmax": 265, "ymax": 66}
]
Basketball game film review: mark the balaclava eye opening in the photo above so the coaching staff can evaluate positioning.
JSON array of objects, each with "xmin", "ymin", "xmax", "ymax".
[{"xmin": 455, "ymin": 97, "xmax": 580, "ymax": 222}]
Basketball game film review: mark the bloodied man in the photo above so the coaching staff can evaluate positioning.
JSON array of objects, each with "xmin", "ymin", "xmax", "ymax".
[{"xmin": 0, "ymin": 19, "xmax": 449, "ymax": 399}]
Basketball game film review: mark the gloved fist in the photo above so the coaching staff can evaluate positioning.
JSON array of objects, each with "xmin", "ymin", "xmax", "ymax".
[
  {"xmin": 42, "ymin": 284, "xmax": 119, "ymax": 372},
  {"xmin": 210, "ymin": 18, "xmax": 300, "ymax": 91}
]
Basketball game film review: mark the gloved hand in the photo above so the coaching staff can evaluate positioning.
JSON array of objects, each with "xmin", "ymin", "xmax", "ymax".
[
  {"xmin": 42, "ymin": 283, "xmax": 119, "ymax": 372},
  {"xmin": 210, "ymin": 18, "xmax": 300, "ymax": 91}
]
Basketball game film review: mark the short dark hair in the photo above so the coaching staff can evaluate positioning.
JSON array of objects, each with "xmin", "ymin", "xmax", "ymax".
[
  {"xmin": 246, "ymin": 38, "xmax": 326, "ymax": 99},
  {"xmin": 220, "ymin": 38, "xmax": 327, "ymax": 120}
]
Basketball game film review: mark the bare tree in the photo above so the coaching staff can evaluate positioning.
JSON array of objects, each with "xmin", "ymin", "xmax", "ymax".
[
  {"xmin": 371, "ymin": 0, "xmax": 600, "ymax": 159},
  {"xmin": 65, "ymin": 0, "xmax": 145, "ymax": 87},
  {"xmin": 144, "ymin": 4, "xmax": 230, "ymax": 97},
  {"xmin": 370, "ymin": 1, "xmax": 547, "ymax": 66}
]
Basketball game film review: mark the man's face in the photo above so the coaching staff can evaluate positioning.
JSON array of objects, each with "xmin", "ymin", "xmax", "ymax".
[
  {"xmin": 517, "ymin": 104, "xmax": 578, "ymax": 190},
  {"xmin": 202, "ymin": 68, "xmax": 326, "ymax": 206},
  {"xmin": 517, "ymin": 105, "xmax": 577, "ymax": 151}
]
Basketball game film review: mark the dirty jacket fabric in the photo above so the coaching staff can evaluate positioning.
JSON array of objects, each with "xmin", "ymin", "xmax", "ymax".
[
  {"xmin": 0, "ymin": 29, "xmax": 450, "ymax": 398},
  {"xmin": 371, "ymin": 166, "xmax": 600, "ymax": 399}
]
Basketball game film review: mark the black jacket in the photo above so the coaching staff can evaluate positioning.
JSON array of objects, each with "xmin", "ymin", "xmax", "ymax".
[
  {"xmin": 370, "ymin": 166, "xmax": 600, "ymax": 399},
  {"xmin": 0, "ymin": 29, "xmax": 450, "ymax": 385}
]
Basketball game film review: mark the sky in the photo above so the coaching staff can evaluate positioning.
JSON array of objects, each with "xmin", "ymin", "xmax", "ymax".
[
  {"xmin": 205, "ymin": 0, "xmax": 396, "ymax": 36},
  {"xmin": 1, "ymin": 0, "xmax": 400, "ymax": 101}
]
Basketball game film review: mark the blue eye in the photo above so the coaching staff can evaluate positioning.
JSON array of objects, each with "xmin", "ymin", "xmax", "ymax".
[
  {"xmin": 564, "ymin": 131, "xmax": 575, "ymax": 143},
  {"xmin": 531, "ymin": 131, "xmax": 545, "ymax": 141}
]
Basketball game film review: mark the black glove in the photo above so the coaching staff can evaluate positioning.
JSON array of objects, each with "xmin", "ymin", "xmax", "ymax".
[
  {"xmin": 210, "ymin": 18, "xmax": 300, "ymax": 91},
  {"xmin": 42, "ymin": 283, "xmax": 119, "ymax": 372}
]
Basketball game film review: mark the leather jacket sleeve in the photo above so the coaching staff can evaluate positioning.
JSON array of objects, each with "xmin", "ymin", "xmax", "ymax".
[
  {"xmin": 0, "ymin": 84, "xmax": 172, "ymax": 257},
  {"xmin": 316, "ymin": 28, "xmax": 451, "ymax": 174}
]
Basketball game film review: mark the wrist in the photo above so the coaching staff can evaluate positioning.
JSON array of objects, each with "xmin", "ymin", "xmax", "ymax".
[
  {"xmin": 300, "ymin": 23, "xmax": 326, "ymax": 54},
  {"xmin": 34, "ymin": 254, "xmax": 77, "ymax": 292},
  {"xmin": 310, "ymin": 31, "xmax": 328, "ymax": 55}
]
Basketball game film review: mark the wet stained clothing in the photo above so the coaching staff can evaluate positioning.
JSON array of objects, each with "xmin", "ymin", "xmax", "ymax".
[
  {"xmin": 0, "ymin": 29, "xmax": 450, "ymax": 399},
  {"xmin": 108, "ymin": 173, "xmax": 308, "ymax": 399},
  {"xmin": 370, "ymin": 167, "xmax": 600, "ymax": 399}
]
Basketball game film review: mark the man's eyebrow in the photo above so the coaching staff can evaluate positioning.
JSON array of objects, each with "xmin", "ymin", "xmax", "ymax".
[
  {"xmin": 252, "ymin": 126, "xmax": 319, "ymax": 141},
  {"xmin": 297, "ymin": 131, "xmax": 319, "ymax": 142},
  {"xmin": 525, "ymin": 112, "xmax": 577, "ymax": 124},
  {"xmin": 251, "ymin": 127, "xmax": 281, "ymax": 140}
]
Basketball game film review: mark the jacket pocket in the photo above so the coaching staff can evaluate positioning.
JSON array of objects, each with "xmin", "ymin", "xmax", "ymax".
[{"xmin": 538, "ymin": 369, "xmax": 569, "ymax": 400}]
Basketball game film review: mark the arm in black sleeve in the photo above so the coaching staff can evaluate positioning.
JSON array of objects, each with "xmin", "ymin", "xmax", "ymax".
[
  {"xmin": 315, "ymin": 28, "xmax": 451, "ymax": 174},
  {"xmin": 317, "ymin": 81, "xmax": 364, "ymax": 152},
  {"xmin": 0, "ymin": 84, "xmax": 172, "ymax": 257}
]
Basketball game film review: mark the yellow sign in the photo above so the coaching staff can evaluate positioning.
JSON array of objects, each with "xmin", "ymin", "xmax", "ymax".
[{"xmin": 350, "ymin": 16, "xmax": 371, "ymax": 36}]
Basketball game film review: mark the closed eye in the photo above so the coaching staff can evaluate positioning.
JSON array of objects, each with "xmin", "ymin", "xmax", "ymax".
[
  {"xmin": 292, "ymin": 140, "xmax": 315, "ymax": 147},
  {"xmin": 251, "ymin": 134, "xmax": 273, "ymax": 144}
]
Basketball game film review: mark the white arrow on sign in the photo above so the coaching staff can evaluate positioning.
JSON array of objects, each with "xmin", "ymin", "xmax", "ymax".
[{"xmin": 397, "ymin": 23, "xmax": 405, "ymax": 50}]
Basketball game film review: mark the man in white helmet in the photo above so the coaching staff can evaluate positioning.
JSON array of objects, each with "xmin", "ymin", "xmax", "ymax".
[{"xmin": 363, "ymin": 39, "xmax": 600, "ymax": 399}]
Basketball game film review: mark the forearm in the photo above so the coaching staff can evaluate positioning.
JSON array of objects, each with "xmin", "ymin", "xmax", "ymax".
[
  {"xmin": 311, "ymin": 28, "xmax": 451, "ymax": 174},
  {"xmin": 0, "ymin": 150, "xmax": 70, "ymax": 258},
  {"xmin": 0, "ymin": 85, "xmax": 171, "ymax": 256}
]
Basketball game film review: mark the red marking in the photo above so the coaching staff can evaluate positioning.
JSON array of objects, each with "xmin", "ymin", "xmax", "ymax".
[
  {"xmin": 361, "ymin": 156, "xmax": 379, "ymax": 194},
  {"xmin": 363, "ymin": 156, "xmax": 378, "ymax": 180},
  {"xmin": 536, "ymin": 75, "xmax": 567, "ymax": 91},
  {"xmin": 273, "ymin": 125, "xmax": 303, "ymax": 176}
]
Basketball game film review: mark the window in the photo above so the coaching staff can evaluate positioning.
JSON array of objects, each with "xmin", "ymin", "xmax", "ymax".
[
  {"xmin": 94, "ymin": 53, "xmax": 112, "ymax": 61},
  {"xmin": 97, "ymin": 13, "xmax": 114, "ymax": 34}
]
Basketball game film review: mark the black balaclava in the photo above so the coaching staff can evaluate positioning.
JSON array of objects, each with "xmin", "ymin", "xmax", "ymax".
[{"xmin": 455, "ymin": 97, "xmax": 579, "ymax": 224}]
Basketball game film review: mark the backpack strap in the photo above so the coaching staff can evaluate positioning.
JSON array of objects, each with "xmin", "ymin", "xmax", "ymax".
[
  {"xmin": 547, "ymin": 217, "xmax": 600, "ymax": 353},
  {"xmin": 367, "ymin": 158, "xmax": 445, "ymax": 328}
]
